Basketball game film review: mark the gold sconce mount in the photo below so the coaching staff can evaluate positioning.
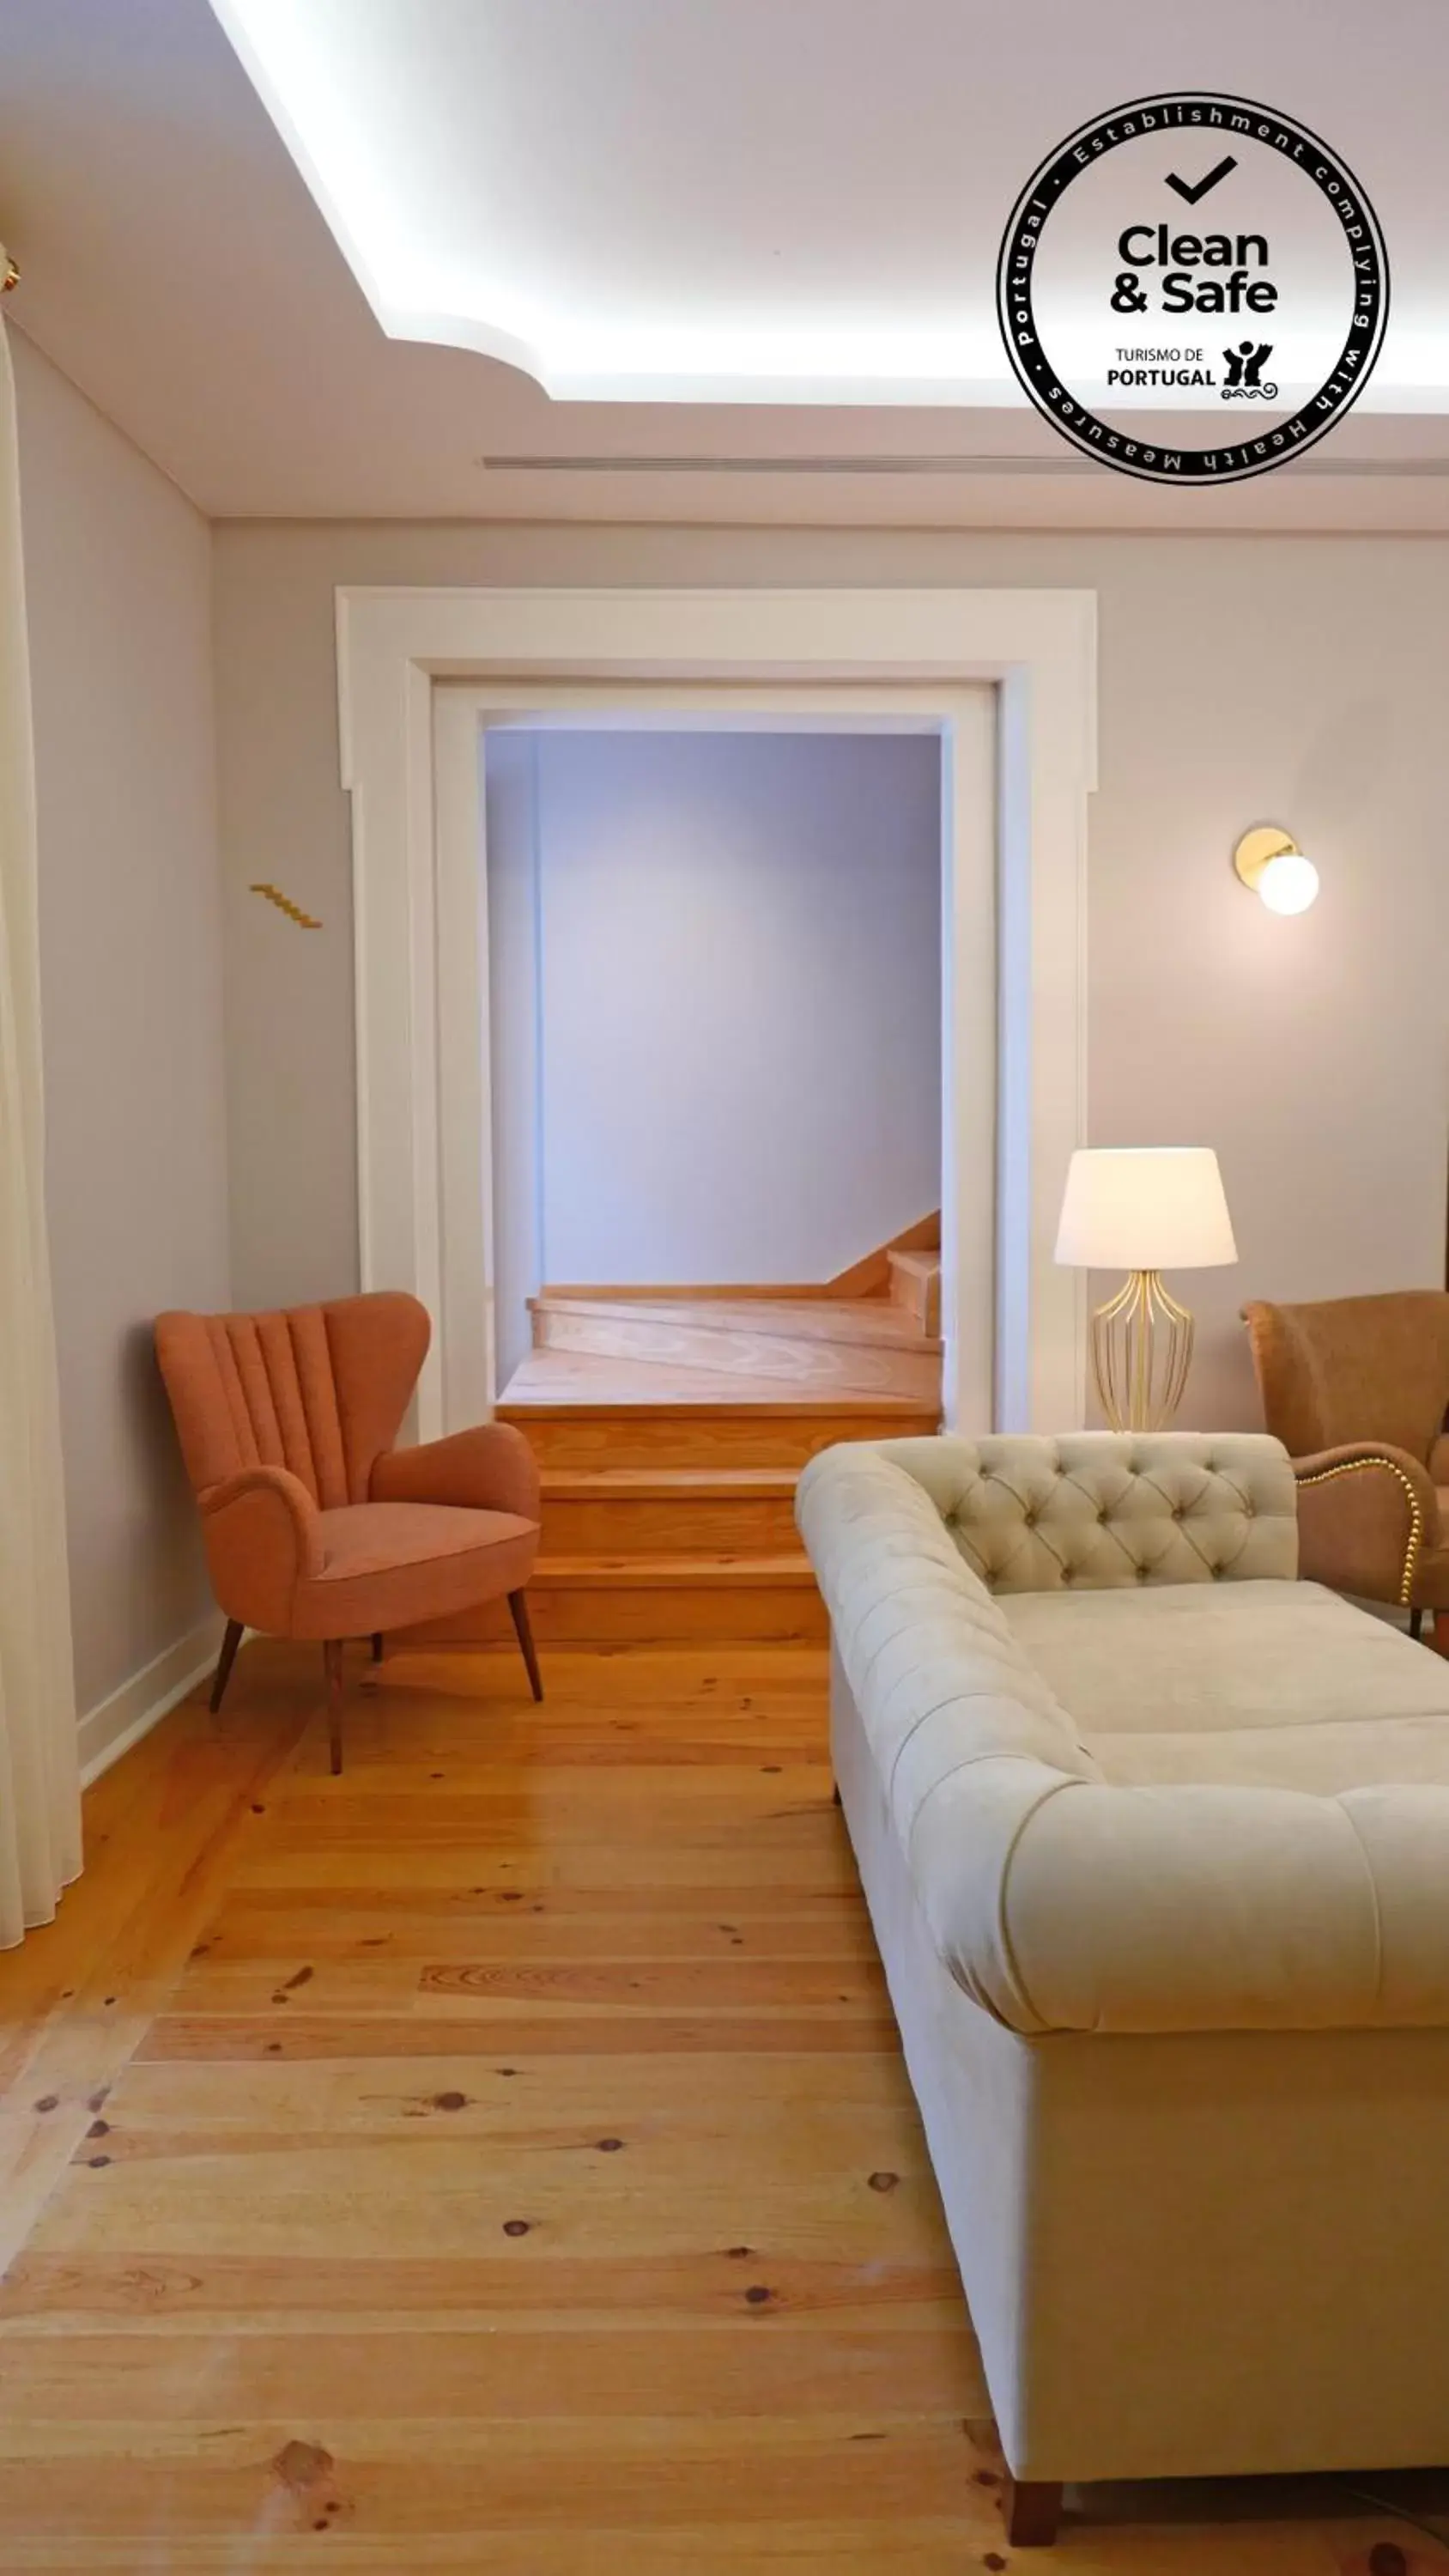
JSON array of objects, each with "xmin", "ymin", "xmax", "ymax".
[{"xmin": 1233, "ymin": 824, "xmax": 1297, "ymax": 891}]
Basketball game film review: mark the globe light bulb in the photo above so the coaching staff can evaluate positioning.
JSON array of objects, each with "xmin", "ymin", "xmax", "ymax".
[{"xmin": 1257, "ymin": 850, "xmax": 1319, "ymax": 915}]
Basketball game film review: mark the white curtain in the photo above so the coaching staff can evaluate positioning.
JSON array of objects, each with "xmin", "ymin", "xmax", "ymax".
[{"xmin": 0, "ymin": 303, "xmax": 81, "ymax": 1947}]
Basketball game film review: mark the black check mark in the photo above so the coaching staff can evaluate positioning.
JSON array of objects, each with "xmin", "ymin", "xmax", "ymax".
[{"xmin": 1165, "ymin": 154, "xmax": 1238, "ymax": 205}]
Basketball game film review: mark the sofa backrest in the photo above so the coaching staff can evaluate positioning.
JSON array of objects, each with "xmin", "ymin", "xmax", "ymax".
[{"xmin": 849, "ymin": 1431, "xmax": 1297, "ymax": 1594}]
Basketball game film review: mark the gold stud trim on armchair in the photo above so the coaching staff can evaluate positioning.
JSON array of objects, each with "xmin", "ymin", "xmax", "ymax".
[{"xmin": 1296, "ymin": 1455, "xmax": 1424, "ymax": 1605}]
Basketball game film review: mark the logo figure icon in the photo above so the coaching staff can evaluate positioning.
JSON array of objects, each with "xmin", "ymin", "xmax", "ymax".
[{"xmin": 1223, "ymin": 340, "xmax": 1274, "ymax": 388}]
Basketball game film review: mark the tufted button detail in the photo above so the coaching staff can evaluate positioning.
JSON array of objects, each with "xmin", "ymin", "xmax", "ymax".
[
  {"xmin": 1137, "ymin": 1564, "xmax": 1149, "ymax": 1582},
  {"xmin": 1171, "ymin": 1504, "xmax": 1185, "ymax": 1520},
  {"xmin": 1210, "ymin": 1563, "xmax": 1223, "ymax": 1579}
]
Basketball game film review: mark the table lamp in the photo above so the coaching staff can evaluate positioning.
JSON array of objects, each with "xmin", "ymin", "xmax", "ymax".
[{"xmin": 1055, "ymin": 1147, "xmax": 1238, "ymax": 1431}]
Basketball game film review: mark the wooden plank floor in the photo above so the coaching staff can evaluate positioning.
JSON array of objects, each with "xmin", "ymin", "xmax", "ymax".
[{"xmin": 0, "ymin": 1639, "xmax": 1444, "ymax": 2572}]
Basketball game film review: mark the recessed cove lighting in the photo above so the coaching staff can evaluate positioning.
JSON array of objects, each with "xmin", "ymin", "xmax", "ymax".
[
  {"xmin": 206, "ymin": 0, "xmax": 1009, "ymax": 403},
  {"xmin": 208, "ymin": 8, "xmax": 1425, "ymax": 412}
]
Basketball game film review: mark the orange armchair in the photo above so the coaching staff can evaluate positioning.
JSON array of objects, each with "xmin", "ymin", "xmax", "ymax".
[
  {"xmin": 155, "ymin": 1291, "xmax": 542, "ymax": 1771},
  {"xmin": 1242, "ymin": 1290, "xmax": 1449, "ymax": 1643}
]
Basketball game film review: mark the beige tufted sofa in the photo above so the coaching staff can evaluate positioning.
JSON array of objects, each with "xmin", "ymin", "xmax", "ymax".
[{"xmin": 797, "ymin": 1431, "xmax": 1449, "ymax": 2544}]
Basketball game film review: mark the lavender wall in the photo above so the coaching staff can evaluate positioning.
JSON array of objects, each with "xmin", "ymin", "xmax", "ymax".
[
  {"xmin": 15, "ymin": 332, "xmax": 230, "ymax": 1728},
  {"xmin": 217, "ymin": 523, "xmax": 1449, "ymax": 1431}
]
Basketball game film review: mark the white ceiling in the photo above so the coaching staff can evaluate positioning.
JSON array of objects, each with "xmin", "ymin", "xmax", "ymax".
[
  {"xmin": 5, "ymin": 0, "xmax": 1449, "ymax": 527},
  {"xmin": 209, "ymin": 0, "xmax": 1449, "ymax": 411}
]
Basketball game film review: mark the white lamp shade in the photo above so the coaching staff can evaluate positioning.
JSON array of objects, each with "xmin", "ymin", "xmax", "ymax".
[{"xmin": 1055, "ymin": 1147, "xmax": 1238, "ymax": 1272}]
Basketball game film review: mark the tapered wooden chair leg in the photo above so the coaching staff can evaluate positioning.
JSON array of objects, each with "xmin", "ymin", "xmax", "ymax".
[
  {"xmin": 324, "ymin": 1638, "xmax": 346, "ymax": 1776},
  {"xmin": 209, "ymin": 1619, "xmax": 244, "ymax": 1715},
  {"xmin": 371, "ymin": 1631, "xmax": 385, "ymax": 1662},
  {"xmin": 1411, "ymin": 1607, "xmax": 1424, "ymax": 1640},
  {"xmin": 508, "ymin": 1589, "xmax": 543, "ymax": 1702},
  {"xmin": 1003, "ymin": 2476, "xmax": 1063, "ymax": 2548}
]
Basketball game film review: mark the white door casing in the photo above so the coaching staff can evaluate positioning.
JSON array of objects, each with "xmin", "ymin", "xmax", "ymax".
[{"xmin": 336, "ymin": 587, "xmax": 1096, "ymax": 1441}]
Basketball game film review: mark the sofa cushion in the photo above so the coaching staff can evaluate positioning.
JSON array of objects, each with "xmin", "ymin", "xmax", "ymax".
[
  {"xmin": 291, "ymin": 1502, "xmax": 537, "ymax": 1637},
  {"xmin": 1003, "ymin": 1580, "xmax": 1449, "ymax": 1792}
]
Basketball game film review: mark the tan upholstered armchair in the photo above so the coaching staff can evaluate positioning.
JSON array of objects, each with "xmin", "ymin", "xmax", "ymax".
[
  {"xmin": 1242, "ymin": 1291, "xmax": 1449, "ymax": 1642},
  {"xmin": 155, "ymin": 1291, "xmax": 543, "ymax": 1770}
]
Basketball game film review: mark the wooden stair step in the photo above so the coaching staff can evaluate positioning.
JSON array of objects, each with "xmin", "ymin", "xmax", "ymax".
[
  {"xmin": 530, "ymin": 1298, "xmax": 940, "ymax": 1400},
  {"xmin": 499, "ymin": 1351, "xmax": 938, "ymax": 1467},
  {"xmin": 500, "ymin": 1350, "xmax": 920, "ymax": 1405},
  {"xmin": 502, "ymin": 1404, "xmax": 937, "ymax": 1470},
  {"xmin": 532, "ymin": 1292, "xmax": 940, "ymax": 1351},
  {"xmin": 827, "ymin": 1211, "xmax": 940, "ymax": 1297}
]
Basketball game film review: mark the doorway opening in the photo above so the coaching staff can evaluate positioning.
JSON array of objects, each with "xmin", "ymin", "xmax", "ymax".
[{"xmin": 484, "ymin": 720, "xmax": 945, "ymax": 1421}]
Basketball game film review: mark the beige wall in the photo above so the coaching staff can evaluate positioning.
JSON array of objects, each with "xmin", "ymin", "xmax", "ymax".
[
  {"xmin": 212, "ymin": 521, "xmax": 1449, "ymax": 1430},
  {"xmin": 15, "ymin": 333, "xmax": 230, "ymax": 1725}
]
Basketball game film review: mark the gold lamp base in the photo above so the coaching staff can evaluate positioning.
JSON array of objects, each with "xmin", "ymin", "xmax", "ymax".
[{"xmin": 1089, "ymin": 1269, "xmax": 1195, "ymax": 1431}]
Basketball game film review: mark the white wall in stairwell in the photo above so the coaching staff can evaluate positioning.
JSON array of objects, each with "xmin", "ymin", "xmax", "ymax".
[
  {"xmin": 484, "ymin": 728, "xmax": 943, "ymax": 1382},
  {"xmin": 483, "ymin": 729, "xmax": 549, "ymax": 1391}
]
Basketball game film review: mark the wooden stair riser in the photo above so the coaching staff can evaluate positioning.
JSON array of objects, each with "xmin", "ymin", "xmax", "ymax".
[
  {"xmin": 396, "ymin": 1580, "xmax": 828, "ymax": 1649},
  {"xmin": 533, "ymin": 1306, "xmax": 940, "ymax": 1401},
  {"xmin": 887, "ymin": 1249, "xmax": 942, "ymax": 1338},
  {"xmin": 500, "ymin": 1406, "xmax": 939, "ymax": 1470},
  {"xmin": 542, "ymin": 1491, "xmax": 802, "ymax": 1558}
]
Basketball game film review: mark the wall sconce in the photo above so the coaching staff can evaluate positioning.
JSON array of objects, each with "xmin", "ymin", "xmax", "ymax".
[{"xmin": 1233, "ymin": 824, "xmax": 1319, "ymax": 915}]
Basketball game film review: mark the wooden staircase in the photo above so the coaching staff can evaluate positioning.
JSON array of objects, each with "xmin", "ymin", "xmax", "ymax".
[{"xmin": 407, "ymin": 1221, "xmax": 942, "ymax": 1649}]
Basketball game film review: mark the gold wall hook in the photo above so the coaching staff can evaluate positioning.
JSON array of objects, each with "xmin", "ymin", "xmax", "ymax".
[{"xmin": 250, "ymin": 881, "xmax": 323, "ymax": 929}]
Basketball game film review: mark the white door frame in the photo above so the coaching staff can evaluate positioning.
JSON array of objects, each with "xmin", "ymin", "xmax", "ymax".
[
  {"xmin": 336, "ymin": 586, "xmax": 1097, "ymax": 1443},
  {"xmin": 446, "ymin": 683, "xmax": 995, "ymax": 1431}
]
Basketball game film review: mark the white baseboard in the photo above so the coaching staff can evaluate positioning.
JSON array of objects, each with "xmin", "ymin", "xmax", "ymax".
[{"xmin": 77, "ymin": 1613, "xmax": 227, "ymax": 1789}]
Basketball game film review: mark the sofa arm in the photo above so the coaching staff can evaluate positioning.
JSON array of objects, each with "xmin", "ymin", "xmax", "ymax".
[
  {"xmin": 1292, "ymin": 1443, "xmax": 1436, "ymax": 1606},
  {"xmin": 199, "ymin": 1465, "xmax": 322, "ymax": 1631},
  {"xmin": 917, "ymin": 1761, "xmax": 1449, "ymax": 2037},
  {"xmin": 370, "ymin": 1423, "xmax": 541, "ymax": 1523}
]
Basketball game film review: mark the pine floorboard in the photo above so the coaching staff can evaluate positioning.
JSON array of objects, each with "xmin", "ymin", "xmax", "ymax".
[{"xmin": 0, "ymin": 1636, "xmax": 1442, "ymax": 2570}]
